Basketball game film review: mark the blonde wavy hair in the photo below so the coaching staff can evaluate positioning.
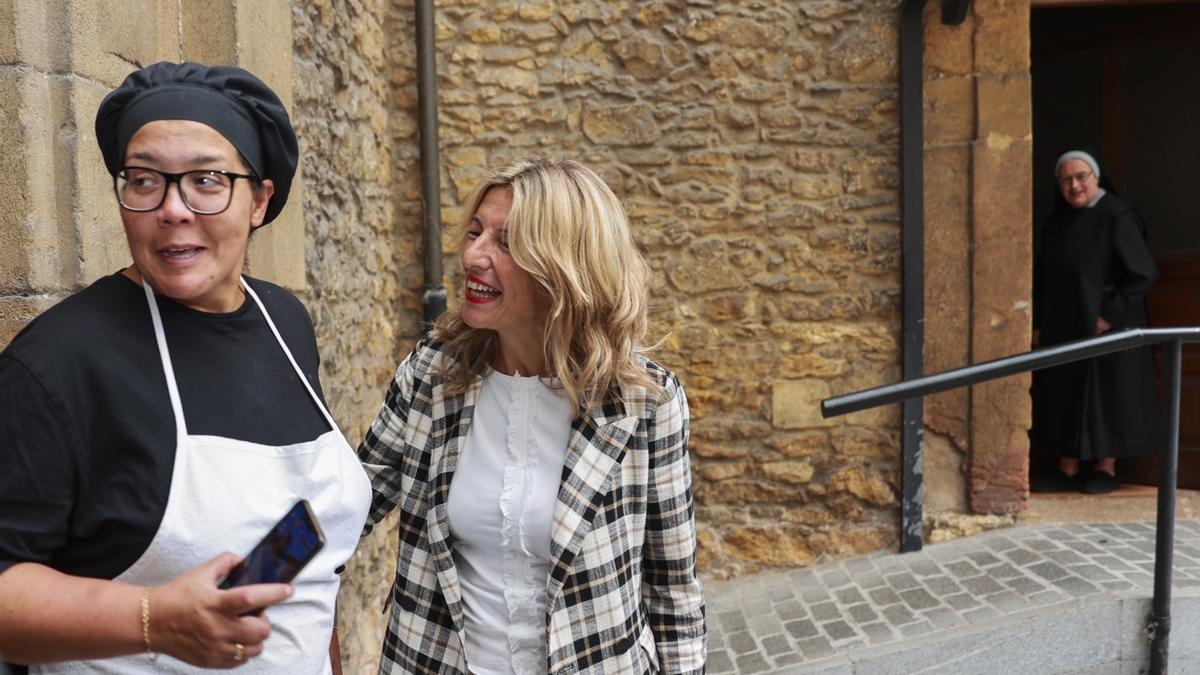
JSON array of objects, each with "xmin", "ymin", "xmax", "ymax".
[{"xmin": 433, "ymin": 158, "xmax": 660, "ymax": 410}]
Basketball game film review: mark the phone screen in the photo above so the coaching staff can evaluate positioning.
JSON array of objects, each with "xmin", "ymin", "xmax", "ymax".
[{"xmin": 219, "ymin": 500, "xmax": 325, "ymax": 589}]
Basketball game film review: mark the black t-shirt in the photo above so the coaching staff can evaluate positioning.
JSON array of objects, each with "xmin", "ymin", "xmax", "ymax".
[{"xmin": 0, "ymin": 272, "xmax": 331, "ymax": 581}]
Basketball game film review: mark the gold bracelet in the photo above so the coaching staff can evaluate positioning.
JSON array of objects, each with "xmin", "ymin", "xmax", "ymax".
[{"xmin": 140, "ymin": 587, "xmax": 157, "ymax": 662}]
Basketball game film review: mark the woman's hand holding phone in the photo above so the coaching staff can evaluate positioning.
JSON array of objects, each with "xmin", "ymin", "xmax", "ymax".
[{"xmin": 148, "ymin": 553, "xmax": 292, "ymax": 668}]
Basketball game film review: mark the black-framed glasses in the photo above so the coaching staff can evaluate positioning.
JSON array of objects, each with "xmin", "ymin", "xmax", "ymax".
[
  {"xmin": 114, "ymin": 167, "xmax": 259, "ymax": 215},
  {"xmin": 1057, "ymin": 170, "xmax": 1094, "ymax": 186}
]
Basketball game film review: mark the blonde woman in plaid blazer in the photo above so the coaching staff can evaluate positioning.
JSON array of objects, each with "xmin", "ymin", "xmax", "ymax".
[{"xmin": 359, "ymin": 159, "xmax": 706, "ymax": 674}]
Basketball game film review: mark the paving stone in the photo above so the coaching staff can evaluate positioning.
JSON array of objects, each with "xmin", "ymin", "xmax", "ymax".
[
  {"xmin": 761, "ymin": 633, "xmax": 793, "ymax": 658},
  {"xmin": 775, "ymin": 599, "xmax": 806, "ymax": 621},
  {"xmin": 719, "ymin": 609, "xmax": 748, "ymax": 633},
  {"xmin": 924, "ymin": 575, "xmax": 963, "ymax": 595},
  {"xmin": 859, "ymin": 621, "xmax": 896, "ymax": 645},
  {"xmin": 796, "ymin": 635, "xmax": 836, "ymax": 660},
  {"xmin": 960, "ymin": 574, "xmax": 1006, "ymax": 595},
  {"xmin": 785, "ymin": 619, "xmax": 819, "ymax": 640},
  {"xmin": 881, "ymin": 603, "xmax": 916, "ymax": 626},
  {"xmin": 1045, "ymin": 549, "xmax": 1088, "ymax": 566},
  {"xmin": 1028, "ymin": 560, "xmax": 1071, "ymax": 581},
  {"xmin": 867, "ymin": 586, "xmax": 902, "ymax": 606},
  {"xmin": 945, "ymin": 560, "xmax": 980, "ymax": 577},
  {"xmin": 834, "ymin": 586, "xmax": 865, "ymax": 605},
  {"xmin": 707, "ymin": 649, "xmax": 736, "ymax": 674},
  {"xmin": 907, "ymin": 557, "xmax": 943, "ymax": 577},
  {"xmin": 965, "ymin": 551, "xmax": 1003, "ymax": 567},
  {"xmin": 801, "ymin": 586, "xmax": 832, "ymax": 604},
  {"xmin": 1003, "ymin": 575, "xmax": 1047, "ymax": 596},
  {"xmin": 748, "ymin": 613, "xmax": 781, "ymax": 637},
  {"xmin": 1004, "ymin": 548, "xmax": 1041, "ymax": 566},
  {"xmin": 985, "ymin": 562, "xmax": 1025, "ymax": 579},
  {"xmin": 818, "ymin": 569, "xmax": 852, "ymax": 588},
  {"xmin": 962, "ymin": 604, "xmax": 1002, "ymax": 623},
  {"xmin": 846, "ymin": 603, "xmax": 879, "ymax": 624},
  {"xmin": 811, "ymin": 601, "xmax": 841, "ymax": 622},
  {"xmin": 728, "ymin": 631, "xmax": 758, "ymax": 655},
  {"xmin": 1070, "ymin": 563, "xmax": 1121, "ymax": 582},
  {"xmin": 897, "ymin": 619, "xmax": 934, "ymax": 638},
  {"xmin": 821, "ymin": 619, "xmax": 857, "ymax": 642},
  {"xmin": 982, "ymin": 589, "xmax": 1027, "ymax": 612},
  {"xmin": 885, "ymin": 572, "xmax": 921, "ymax": 591},
  {"xmin": 734, "ymin": 652, "xmax": 771, "ymax": 674},
  {"xmin": 772, "ymin": 652, "xmax": 805, "ymax": 668},
  {"xmin": 899, "ymin": 588, "xmax": 940, "ymax": 610},
  {"xmin": 943, "ymin": 592, "xmax": 982, "ymax": 611},
  {"xmin": 922, "ymin": 606, "xmax": 966, "ymax": 630}
]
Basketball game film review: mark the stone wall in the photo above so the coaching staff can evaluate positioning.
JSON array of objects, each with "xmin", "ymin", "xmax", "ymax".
[
  {"xmin": 289, "ymin": 2, "xmax": 418, "ymax": 671},
  {"xmin": 416, "ymin": 0, "xmax": 908, "ymax": 580}
]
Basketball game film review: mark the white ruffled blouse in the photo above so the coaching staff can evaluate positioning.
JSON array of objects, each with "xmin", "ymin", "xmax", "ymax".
[{"xmin": 447, "ymin": 369, "xmax": 574, "ymax": 675}]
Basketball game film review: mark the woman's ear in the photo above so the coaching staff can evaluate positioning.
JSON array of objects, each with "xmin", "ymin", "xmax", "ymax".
[{"xmin": 250, "ymin": 179, "xmax": 276, "ymax": 228}]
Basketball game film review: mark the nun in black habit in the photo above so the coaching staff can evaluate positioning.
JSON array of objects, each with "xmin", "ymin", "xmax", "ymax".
[{"xmin": 1031, "ymin": 150, "xmax": 1159, "ymax": 494}]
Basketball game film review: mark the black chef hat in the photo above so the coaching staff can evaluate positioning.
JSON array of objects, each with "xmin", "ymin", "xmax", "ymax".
[{"xmin": 95, "ymin": 61, "xmax": 298, "ymax": 225}]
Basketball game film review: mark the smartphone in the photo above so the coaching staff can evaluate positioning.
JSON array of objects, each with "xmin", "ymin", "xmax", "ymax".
[{"xmin": 219, "ymin": 499, "xmax": 326, "ymax": 589}]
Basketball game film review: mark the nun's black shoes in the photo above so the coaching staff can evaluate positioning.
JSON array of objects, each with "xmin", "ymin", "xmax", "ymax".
[
  {"xmin": 1030, "ymin": 470, "xmax": 1085, "ymax": 493},
  {"xmin": 1083, "ymin": 471, "xmax": 1121, "ymax": 495}
]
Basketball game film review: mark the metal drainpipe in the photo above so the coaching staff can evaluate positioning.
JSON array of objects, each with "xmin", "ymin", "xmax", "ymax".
[
  {"xmin": 416, "ymin": 0, "xmax": 446, "ymax": 328},
  {"xmin": 898, "ymin": 0, "xmax": 971, "ymax": 553}
]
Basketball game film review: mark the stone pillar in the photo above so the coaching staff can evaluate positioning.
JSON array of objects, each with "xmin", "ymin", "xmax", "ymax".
[{"xmin": 967, "ymin": 0, "xmax": 1033, "ymax": 514}]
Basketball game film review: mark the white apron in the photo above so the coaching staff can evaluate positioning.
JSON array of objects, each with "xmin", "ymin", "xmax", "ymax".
[{"xmin": 33, "ymin": 279, "xmax": 371, "ymax": 674}]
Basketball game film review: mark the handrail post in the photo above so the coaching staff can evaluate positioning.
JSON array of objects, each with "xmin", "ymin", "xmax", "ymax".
[{"xmin": 1150, "ymin": 337, "xmax": 1182, "ymax": 673}]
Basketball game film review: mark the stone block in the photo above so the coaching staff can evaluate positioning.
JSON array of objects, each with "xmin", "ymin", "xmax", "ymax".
[
  {"xmin": 923, "ymin": 144, "xmax": 970, "ymax": 447},
  {"xmin": 236, "ymin": 0, "xmax": 304, "ymax": 291},
  {"xmin": 923, "ymin": 76, "xmax": 974, "ymax": 145},
  {"xmin": 0, "ymin": 294, "xmax": 58, "ymax": 348},
  {"xmin": 724, "ymin": 526, "xmax": 815, "ymax": 566},
  {"xmin": 923, "ymin": 0, "xmax": 974, "ymax": 78},
  {"xmin": 763, "ymin": 461, "xmax": 815, "ymax": 485},
  {"xmin": 582, "ymin": 103, "xmax": 661, "ymax": 146},
  {"xmin": 924, "ymin": 432, "xmax": 967, "ymax": 515},
  {"xmin": 182, "ymin": 0, "xmax": 236, "ymax": 64},
  {"xmin": 773, "ymin": 379, "xmax": 838, "ymax": 430},
  {"xmin": 6, "ymin": 0, "xmax": 67, "ymax": 71},
  {"xmin": 976, "ymin": 73, "xmax": 1031, "ymax": 142},
  {"xmin": 829, "ymin": 466, "xmax": 896, "ymax": 507},
  {"xmin": 973, "ymin": 0, "xmax": 1030, "ymax": 75},
  {"xmin": 0, "ymin": 0, "xmax": 18, "ymax": 64},
  {"xmin": 74, "ymin": 77, "xmax": 130, "ymax": 286},
  {"xmin": 826, "ymin": 20, "xmax": 897, "ymax": 83},
  {"xmin": 0, "ymin": 67, "xmax": 32, "ymax": 291},
  {"xmin": 68, "ymin": 0, "xmax": 180, "ymax": 87}
]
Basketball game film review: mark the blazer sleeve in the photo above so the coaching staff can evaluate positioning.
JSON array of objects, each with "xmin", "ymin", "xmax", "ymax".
[
  {"xmin": 357, "ymin": 344, "xmax": 423, "ymax": 534},
  {"xmin": 642, "ymin": 373, "xmax": 707, "ymax": 674}
]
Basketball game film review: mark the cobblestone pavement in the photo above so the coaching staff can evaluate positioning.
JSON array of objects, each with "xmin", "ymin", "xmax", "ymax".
[{"xmin": 703, "ymin": 519, "xmax": 1200, "ymax": 673}]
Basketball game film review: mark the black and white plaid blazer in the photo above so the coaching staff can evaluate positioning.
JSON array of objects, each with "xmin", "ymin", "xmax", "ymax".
[{"xmin": 358, "ymin": 339, "xmax": 706, "ymax": 674}]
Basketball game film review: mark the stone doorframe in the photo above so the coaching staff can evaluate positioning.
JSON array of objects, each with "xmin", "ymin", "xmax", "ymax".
[{"xmin": 922, "ymin": 0, "xmax": 1034, "ymax": 518}]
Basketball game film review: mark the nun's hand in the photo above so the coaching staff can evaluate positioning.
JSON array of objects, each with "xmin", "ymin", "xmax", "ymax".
[
  {"xmin": 1095, "ymin": 317, "xmax": 1112, "ymax": 335},
  {"xmin": 148, "ymin": 553, "xmax": 292, "ymax": 668}
]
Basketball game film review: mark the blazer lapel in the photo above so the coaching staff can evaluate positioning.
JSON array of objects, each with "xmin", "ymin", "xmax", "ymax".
[
  {"xmin": 546, "ymin": 392, "xmax": 639, "ymax": 604},
  {"xmin": 424, "ymin": 378, "xmax": 480, "ymax": 643}
]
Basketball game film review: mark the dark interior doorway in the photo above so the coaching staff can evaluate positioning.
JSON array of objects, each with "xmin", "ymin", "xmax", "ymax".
[{"xmin": 1031, "ymin": 1, "xmax": 1200, "ymax": 487}]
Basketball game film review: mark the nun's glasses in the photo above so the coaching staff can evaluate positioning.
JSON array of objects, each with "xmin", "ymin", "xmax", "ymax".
[
  {"xmin": 1057, "ymin": 170, "xmax": 1094, "ymax": 186},
  {"xmin": 115, "ymin": 167, "xmax": 259, "ymax": 215}
]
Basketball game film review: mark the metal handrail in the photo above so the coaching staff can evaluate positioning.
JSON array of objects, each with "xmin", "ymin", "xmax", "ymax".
[{"xmin": 822, "ymin": 326, "xmax": 1200, "ymax": 674}]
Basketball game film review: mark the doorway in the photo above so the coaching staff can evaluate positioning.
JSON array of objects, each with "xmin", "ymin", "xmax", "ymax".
[{"xmin": 1030, "ymin": 1, "xmax": 1200, "ymax": 487}]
